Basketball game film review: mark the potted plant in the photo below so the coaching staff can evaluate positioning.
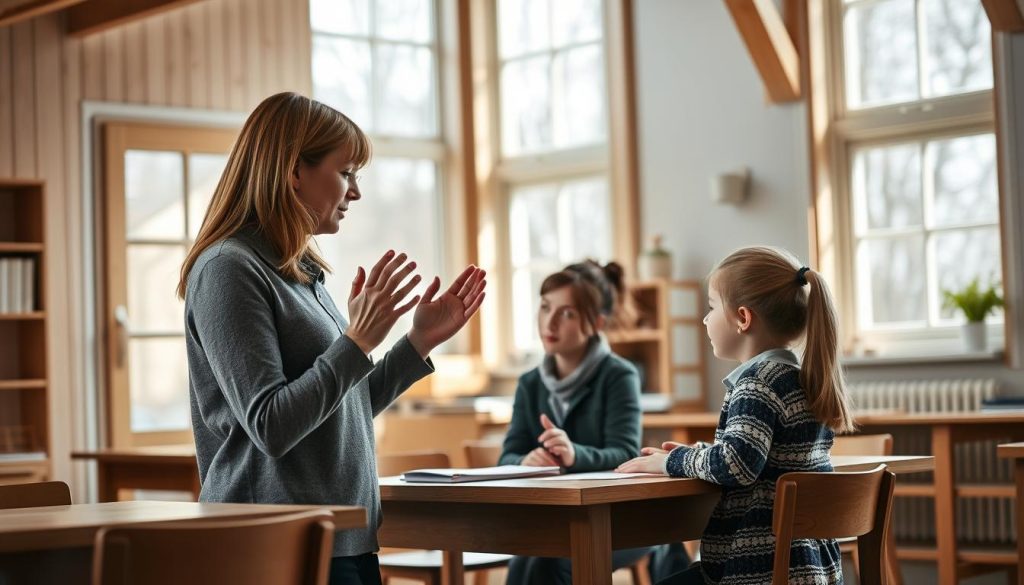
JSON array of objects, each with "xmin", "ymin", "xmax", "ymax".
[{"xmin": 942, "ymin": 278, "xmax": 1003, "ymax": 352}]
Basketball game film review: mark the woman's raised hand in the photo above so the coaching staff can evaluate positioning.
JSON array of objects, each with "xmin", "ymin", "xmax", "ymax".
[
  {"xmin": 346, "ymin": 250, "xmax": 422, "ymax": 355},
  {"xmin": 407, "ymin": 265, "xmax": 486, "ymax": 358}
]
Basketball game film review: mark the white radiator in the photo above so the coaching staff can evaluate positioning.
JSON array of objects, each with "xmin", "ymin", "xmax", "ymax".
[{"xmin": 846, "ymin": 379, "xmax": 1016, "ymax": 546}]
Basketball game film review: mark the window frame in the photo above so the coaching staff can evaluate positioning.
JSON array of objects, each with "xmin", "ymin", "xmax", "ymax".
[
  {"xmin": 474, "ymin": 0, "xmax": 640, "ymax": 366},
  {"xmin": 813, "ymin": 0, "xmax": 1002, "ymax": 357}
]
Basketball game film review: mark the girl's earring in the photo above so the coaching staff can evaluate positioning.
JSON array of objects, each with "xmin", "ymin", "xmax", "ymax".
[{"xmin": 736, "ymin": 326, "xmax": 743, "ymax": 334}]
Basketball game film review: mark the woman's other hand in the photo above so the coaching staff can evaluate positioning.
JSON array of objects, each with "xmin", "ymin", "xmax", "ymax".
[
  {"xmin": 407, "ymin": 265, "xmax": 486, "ymax": 358},
  {"xmin": 521, "ymin": 447, "xmax": 560, "ymax": 467},
  {"xmin": 346, "ymin": 250, "xmax": 422, "ymax": 355},
  {"xmin": 537, "ymin": 414, "xmax": 575, "ymax": 468}
]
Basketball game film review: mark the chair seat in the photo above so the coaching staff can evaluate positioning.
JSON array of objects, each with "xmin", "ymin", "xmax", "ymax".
[{"xmin": 379, "ymin": 550, "xmax": 511, "ymax": 570}]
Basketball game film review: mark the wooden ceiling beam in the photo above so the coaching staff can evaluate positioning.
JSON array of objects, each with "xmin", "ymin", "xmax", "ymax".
[
  {"xmin": 981, "ymin": 0, "xmax": 1024, "ymax": 32},
  {"xmin": 66, "ymin": 0, "xmax": 203, "ymax": 37},
  {"xmin": 724, "ymin": 0, "xmax": 802, "ymax": 103},
  {"xmin": 0, "ymin": 0, "xmax": 84, "ymax": 28}
]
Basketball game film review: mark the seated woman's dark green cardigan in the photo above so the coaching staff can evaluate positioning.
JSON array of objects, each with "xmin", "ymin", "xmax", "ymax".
[{"xmin": 498, "ymin": 353, "xmax": 642, "ymax": 471}]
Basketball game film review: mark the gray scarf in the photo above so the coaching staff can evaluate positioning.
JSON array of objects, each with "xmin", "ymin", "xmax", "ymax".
[{"xmin": 540, "ymin": 335, "xmax": 612, "ymax": 426}]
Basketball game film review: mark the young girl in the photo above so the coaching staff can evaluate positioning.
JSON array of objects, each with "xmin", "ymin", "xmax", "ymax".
[
  {"xmin": 617, "ymin": 246, "xmax": 854, "ymax": 585},
  {"xmin": 499, "ymin": 260, "xmax": 661, "ymax": 584}
]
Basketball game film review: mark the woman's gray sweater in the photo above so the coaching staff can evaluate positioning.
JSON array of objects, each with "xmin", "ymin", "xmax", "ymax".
[{"xmin": 184, "ymin": 227, "xmax": 433, "ymax": 557}]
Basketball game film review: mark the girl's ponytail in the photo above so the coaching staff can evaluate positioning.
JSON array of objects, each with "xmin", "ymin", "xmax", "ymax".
[{"xmin": 800, "ymin": 269, "xmax": 855, "ymax": 433}]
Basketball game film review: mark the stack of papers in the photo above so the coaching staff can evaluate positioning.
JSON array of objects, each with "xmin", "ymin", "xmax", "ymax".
[{"xmin": 400, "ymin": 465, "xmax": 561, "ymax": 483}]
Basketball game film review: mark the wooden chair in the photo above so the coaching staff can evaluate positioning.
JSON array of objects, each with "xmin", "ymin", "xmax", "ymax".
[
  {"xmin": 0, "ymin": 480, "xmax": 71, "ymax": 509},
  {"xmin": 463, "ymin": 439, "xmax": 503, "ymax": 468},
  {"xmin": 772, "ymin": 464, "xmax": 896, "ymax": 585},
  {"xmin": 377, "ymin": 451, "xmax": 512, "ymax": 585},
  {"xmin": 92, "ymin": 509, "xmax": 334, "ymax": 585},
  {"xmin": 832, "ymin": 434, "xmax": 894, "ymax": 458},
  {"xmin": 832, "ymin": 434, "xmax": 901, "ymax": 585}
]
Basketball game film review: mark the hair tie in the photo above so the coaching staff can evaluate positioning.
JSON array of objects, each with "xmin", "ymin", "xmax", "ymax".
[{"xmin": 796, "ymin": 266, "xmax": 810, "ymax": 286}]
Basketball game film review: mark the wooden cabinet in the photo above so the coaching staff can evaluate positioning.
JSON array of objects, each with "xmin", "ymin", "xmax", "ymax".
[
  {"xmin": 0, "ymin": 179, "xmax": 49, "ymax": 484},
  {"xmin": 608, "ymin": 280, "xmax": 707, "ymax": 411}
]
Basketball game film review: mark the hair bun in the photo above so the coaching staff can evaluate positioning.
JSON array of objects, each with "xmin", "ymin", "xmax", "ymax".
[{"xmin": 602, "ymin": 261, "xmax": 626, "ymax": 295}]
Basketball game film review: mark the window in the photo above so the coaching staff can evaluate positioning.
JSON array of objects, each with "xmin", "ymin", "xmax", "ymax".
[
  {"xmin": 310, "ymin": 0, "xmax": 446, "ymax": 353},
  {"xmin": 825, "ymin": 0, "xmax": 999, "ymax": 354},
  {"xmin": 103, "ymin": 123, "xmax": 236, "ymax": 447},
  {"xmin": 496, "ymin": 0, "xmax": 613, "ymax": 357}
]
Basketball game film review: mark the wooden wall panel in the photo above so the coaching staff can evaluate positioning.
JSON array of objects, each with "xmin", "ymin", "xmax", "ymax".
[
  {"xmin": 80, "ymin": 32, "xmax": 102, "ymax": 100},
  {"xmin": 122, "ymin": 19, "xmax": 146, "ymax": 103},
  {"xmin": 205, "ymin": 0, "xmax": 228, "ymax": 109},
  {"xmin": 184, "ymin": 1, "xmax": 208, "ymax": 108},
  {"xmin": 101, "ymin": 27, "xmax": 124, "ymax": 102},
  {"xmin": 0, "ymin": 27, "xmax": 13, "ymax": 176},
  {"xmin": 166, "ymin": 9, "xmax": 188, "ymax": 107},
  {"xmin": 143, "ymin": 17, "xmax": 166, "ymax": 104},
  {"xmin": 11, "ymin": 20, "xmax": 36, "ymax": 177},
  {"xmin": 225, "ymin": 0, "xmax": 245, "ymax": 110},
  {"xmin": 0, "ymin": 0, "xmax": 317, "ymax": 488}
]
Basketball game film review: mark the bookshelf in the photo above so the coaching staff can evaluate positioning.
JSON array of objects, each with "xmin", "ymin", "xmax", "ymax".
[
  {"xmin": 607, "ymin": 280, "xmax": 707, "ymax": 411},
  {"xmin": 0, "ymin": 179, "xmax": 49, "ymax": 485}
]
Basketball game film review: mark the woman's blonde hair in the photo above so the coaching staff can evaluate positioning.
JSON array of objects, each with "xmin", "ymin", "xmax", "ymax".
[
  {"xmin": 710, "ymin": 246, "xmax": 854, "ymax": 433},
  {"xmin": 176, "ymin": 92, "xmax": 371, "ymax": 299}
]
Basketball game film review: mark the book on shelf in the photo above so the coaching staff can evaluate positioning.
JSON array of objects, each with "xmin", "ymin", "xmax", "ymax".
[
  {"xmin": 0, "ymin": 259, "xmax": 7, "ymax": 313},
  {"xmin": 980, "ymin": 396, "xmax": 1024, "ymax": 412},
  {"xmin": 0, "ymin": 257, "xmax": 35, "ymax": 314},
  {"xmin": 0, "ymin": 451, "xmax": 46, "ymax": 462},
  {"xmin": 21, "ymin": 256, "xmax": 33, "ymax": 312},
  {"xmin": 400, "ymin": 465, "xmax": 561, "ymax": 483}
]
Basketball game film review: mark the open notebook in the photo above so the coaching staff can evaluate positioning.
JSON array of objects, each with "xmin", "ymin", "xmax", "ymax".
[{"xmin": 400, "ymin": 465, "xmax": 561, "ymax": 483}]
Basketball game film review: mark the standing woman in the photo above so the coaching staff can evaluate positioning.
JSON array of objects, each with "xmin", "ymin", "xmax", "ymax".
[
  {"xmin": 177, "ymin": 92, "xmax": 486, "ymax": 585},
  {"xmin": 499, "ymin": 260, "xmax": 662, "ymax": 585}
]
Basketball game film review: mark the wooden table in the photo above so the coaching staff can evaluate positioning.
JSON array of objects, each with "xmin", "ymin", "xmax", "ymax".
[
  {"xmin": 0, "ymin": 500, "xmax": 366, "ymax": 584},
  {"xmin": 378, "ymin": 455, "xmax": 933, "ymax": 585},
  {"xmin": 72, "ymin": 445, "xmax": 200, "ymax": 502},
  {"xmin": 645, "ymin": 412, "xmax": 1024, "ymax": 585},
  {"xmin": 997, "ymin": 442, "xmax": 1024, "ymax": 585}
]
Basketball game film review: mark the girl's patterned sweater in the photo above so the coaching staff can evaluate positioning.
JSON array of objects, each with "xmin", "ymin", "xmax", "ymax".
[{"xmin": 665, "ymin": 348, "xmax": 843, "ymax": 585}]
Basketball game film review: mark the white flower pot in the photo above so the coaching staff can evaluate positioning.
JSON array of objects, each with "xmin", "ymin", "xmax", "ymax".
[{"xmin": 961, "ymin": 321, "xmax": 987, "ymax": 353}]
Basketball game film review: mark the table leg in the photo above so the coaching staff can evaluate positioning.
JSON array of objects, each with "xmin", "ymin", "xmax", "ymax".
[
  {"xmin": 441, "ymin": 550, "xmax": 464, "ymax": 585},
  {"xmin": 570, "ymin": 505, "xmax": 612, "ymax": 585},
  {"xmin": 96, "ymin": 463, "xmax": 118, "ymax": 502},
  {"xmin": 933, "ymin": 425, "xmax": 957, "ymax": 585},
  {"xmin": 1015, "ymin": 459, "xmax": 1024, "ymax": 585}
]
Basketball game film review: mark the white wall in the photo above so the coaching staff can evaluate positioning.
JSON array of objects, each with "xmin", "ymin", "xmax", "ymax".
[
  {"xmin": 633, "ymin": 1, "xmax": 1024, "ymax": 405},
  {"xmin": 632, "ymin": 5, "xmax": 1022, "ymax": 583},
  {"xmin": 634, "ymin": 0, "xmax": 812, "ymax": 400}
]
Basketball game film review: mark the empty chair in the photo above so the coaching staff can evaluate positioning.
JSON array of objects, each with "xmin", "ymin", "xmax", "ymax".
[
  {"xmin": 377, "ymin": 451, "xmax": 512, "ymax": 585},
  {"xmin": 771, "ymin": 464, "xmax": 895, "ymax": 585},
  {"xmin": 92, "ymin": 509, "xmax": 334, "ymax": 585},
  {"xmin": 0, "ymin": 480, "xmax": 71, "ymax": 509},
  {"xmin": 832, "ymin": 434, "xmax": 893, "ymax": 458},
  {"xmin": 463, "ymin": 440, "xmax": 503, "ymax": 468},
  {"xmin": 832, "ymin": 434, "xmax": 900, "ymax": 585}
]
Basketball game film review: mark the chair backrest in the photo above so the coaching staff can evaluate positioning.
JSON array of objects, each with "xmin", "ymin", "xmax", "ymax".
[
  {"xmin": 377, "ymin": 451, "xmax": 451, "ymax": 477},
  {"xmin": 463, "ymin": 440, "xmax": 503, "ymax": 468},
  {"xmin": 832, "ymin": 434, "xmax": 893, "ymax": 456},
  {"xmin": 772, "ymin": 464, "xmax": 895, "ymax": 585},
  {"xmin": 0, "ymin": 480, "xmax": 72, "ymax": 510},
  {"xmin": 92, "ymin": 509, "xmax": 334, "ymax": 585}
]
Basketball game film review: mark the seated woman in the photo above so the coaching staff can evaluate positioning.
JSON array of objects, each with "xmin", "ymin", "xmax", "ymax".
[{"xmin": 498, "ymin": 260, "xmax": 660, "ymax": 585}]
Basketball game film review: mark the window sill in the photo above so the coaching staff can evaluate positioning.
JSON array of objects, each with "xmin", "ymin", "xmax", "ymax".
[{"xmin": 841, "ymin": 349, "xmax": 1004, "ymax": 368}]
